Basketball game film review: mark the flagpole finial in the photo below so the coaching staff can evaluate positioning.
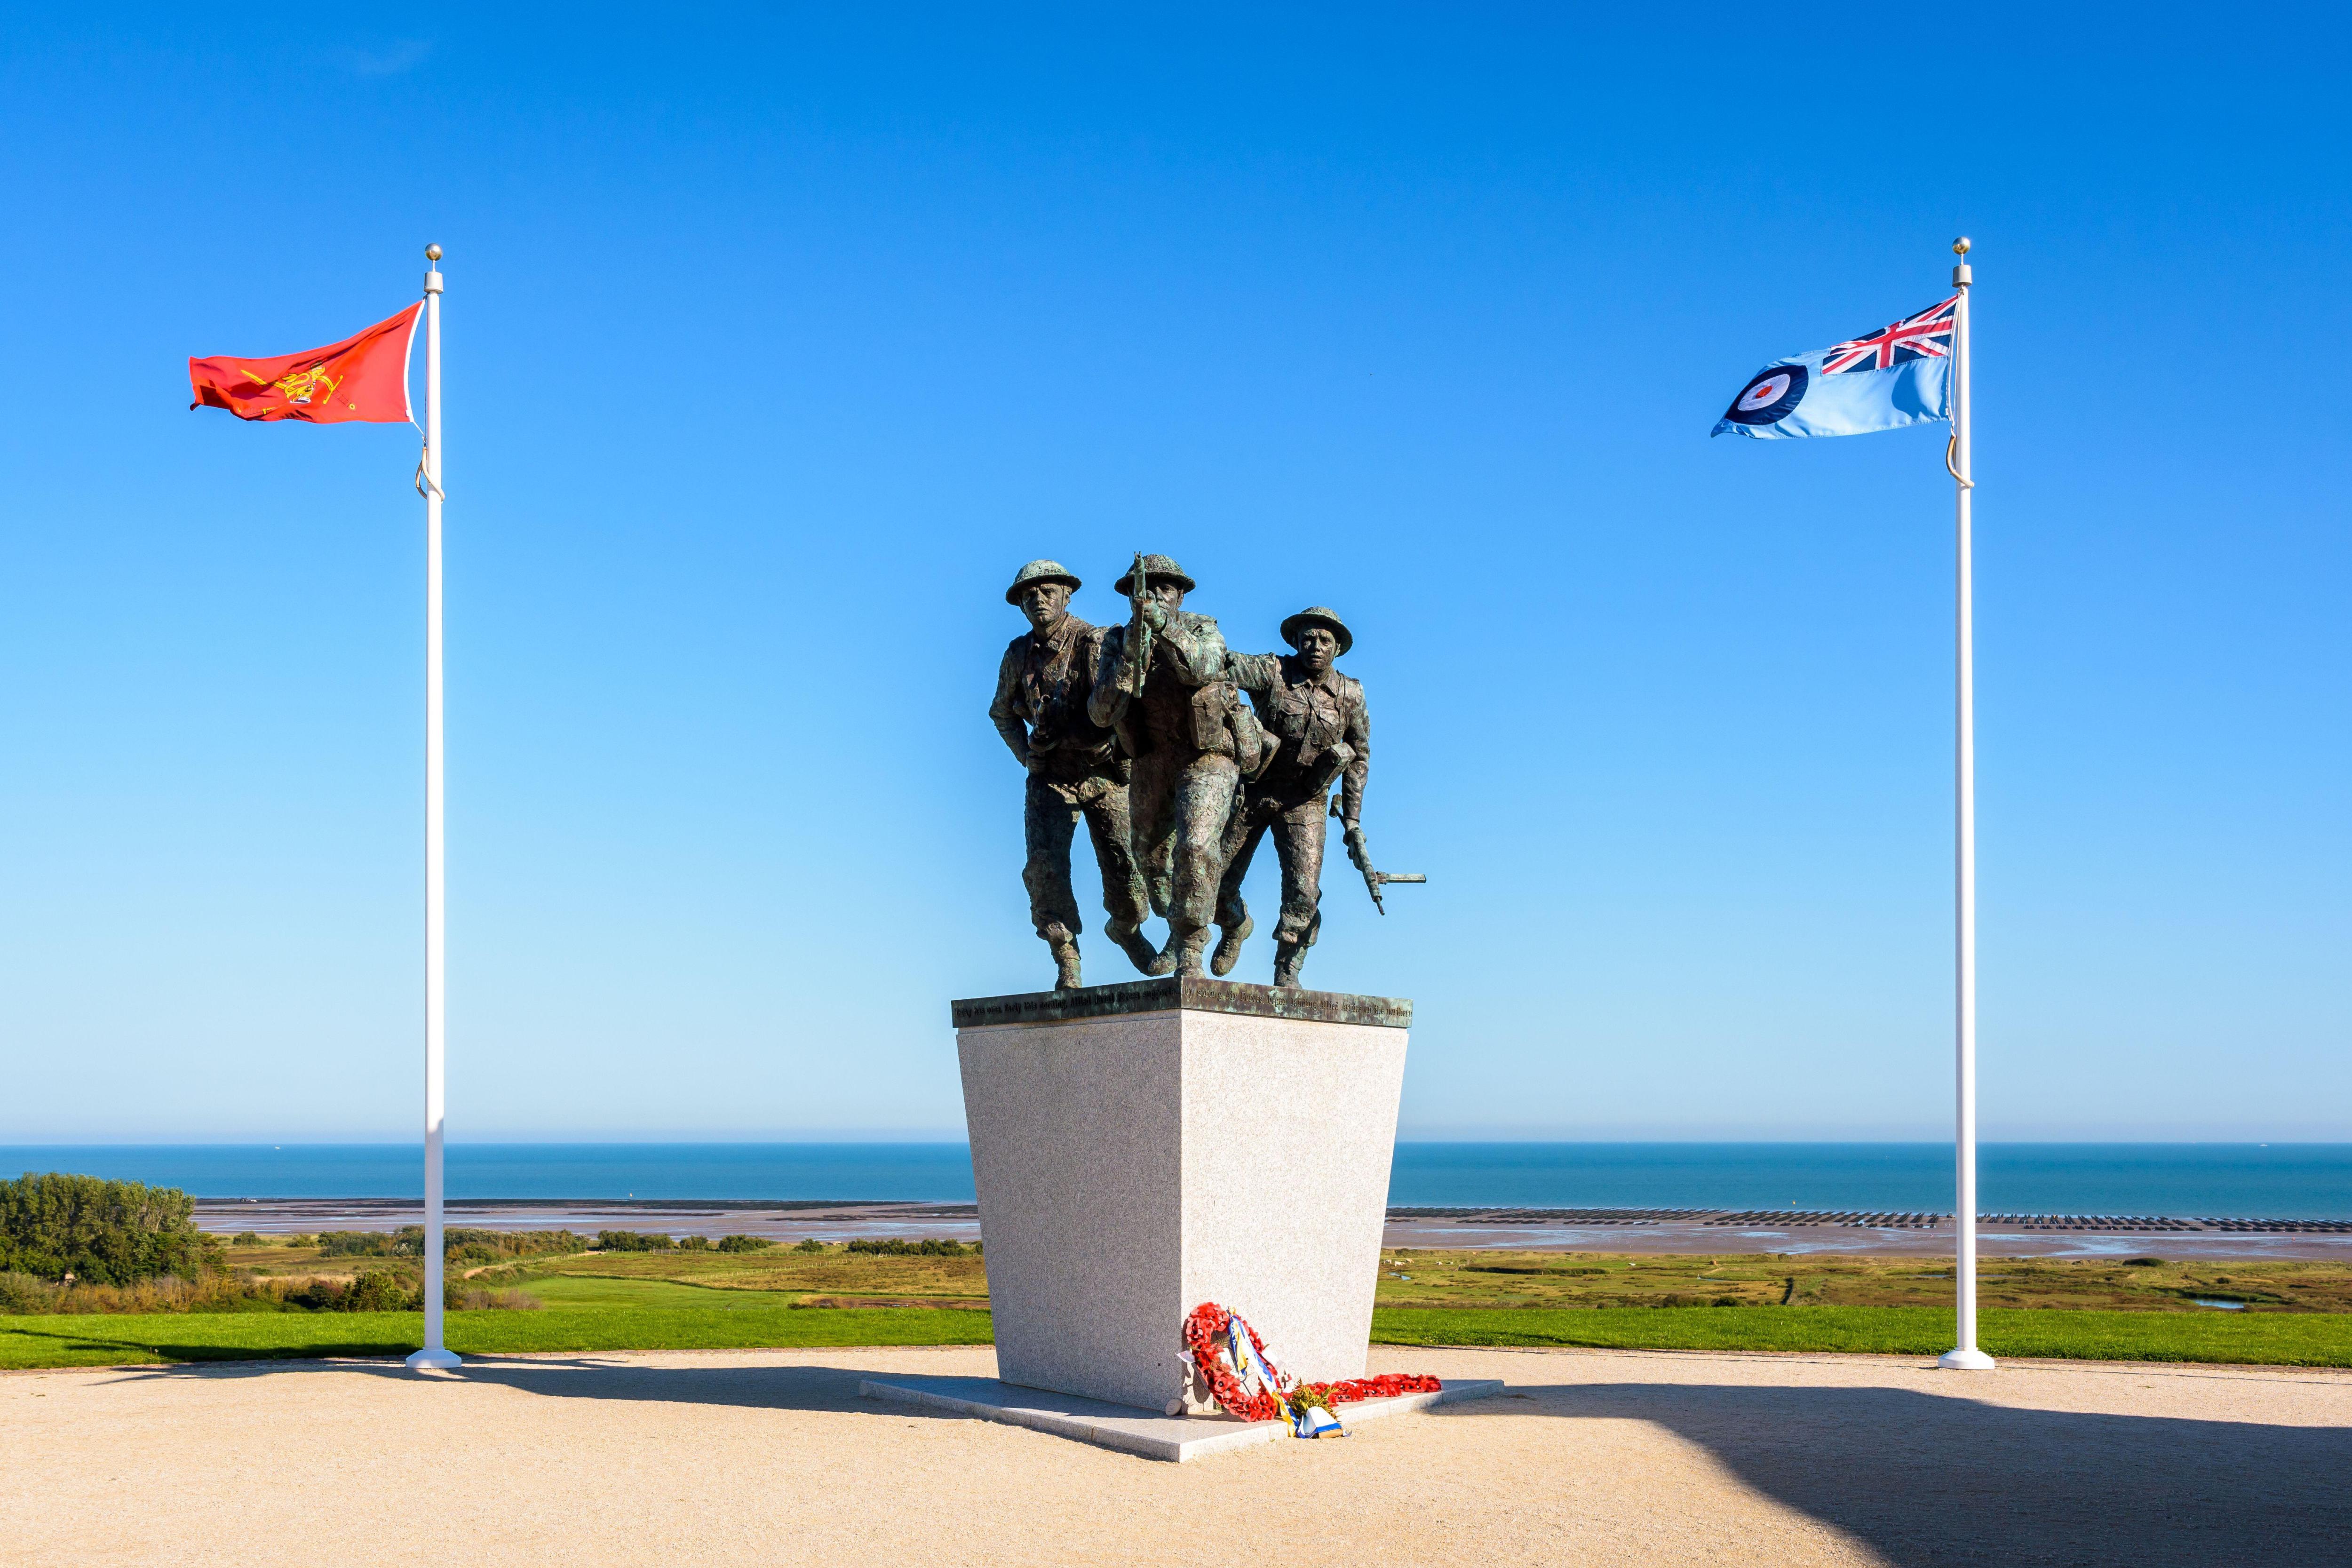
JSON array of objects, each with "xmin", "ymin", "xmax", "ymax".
[
  {"xmin": 425, "ymin": 243, "xmax": 443, "ymax": 263},
  {"xmin": 1952, "ymin": 236, "xmax": 1971, "ymax": 255}
]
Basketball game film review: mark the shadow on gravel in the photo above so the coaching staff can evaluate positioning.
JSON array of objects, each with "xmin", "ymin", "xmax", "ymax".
[
  {"xmin": 99, "ymin": 1353, "xmax": 980, "ymax": 1423},
  {"xmin": 8, "ymin": 1327, "xmax": 417, "ymax": 1364},
  {"xmin": 1441, "ymin": 1378, "xmax": 2352, "ymax": 1567}
]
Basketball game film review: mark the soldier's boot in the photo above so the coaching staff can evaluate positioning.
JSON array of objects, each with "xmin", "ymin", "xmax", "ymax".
[
  {"xmin": 1044, "ymin": 923, "xmax": 1084, "ymax": 992},
  {"xmin": 1107, "ymin": 920, "xmax": 1162, "ymax": 976},
  {"xmin": 1209, "ymin": 914, "xmax": 1254, "ymax": 978},
  {"xmin": 1166, "ymin": 926, "xmax": 1212, "ymax": 978},
  {"xmin": 1271, "ymin": 938, "xmax": 1308, "ymax": 989}
]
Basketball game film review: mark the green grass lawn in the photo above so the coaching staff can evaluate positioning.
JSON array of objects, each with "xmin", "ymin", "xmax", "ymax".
[
  {"xmin": 14, "ymin": 1248, "xmax": 2351, "ymax": 1372},
  {"xmin": 1369, "ymin": 1305, "xmax": 2352, "ymax": 1366},
  {"xmin": 0, "ymin": 1304, "xmax": 994, "ymax": 1370},
  {"xmin": 7, "ymin": 1297, "xmax": 2346, "ymax": 1372},
  {"xmin": 518, "ymin": 1275, "xmax": 807, "ymax": 1310}
]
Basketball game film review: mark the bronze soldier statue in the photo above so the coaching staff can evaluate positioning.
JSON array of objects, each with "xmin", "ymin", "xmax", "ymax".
[
  {"xmin": 989, "ymin": 560, "xmax": 1158, "ymax": 990},
  {"xmin": 1215, "ymin": 607, "xmax": 1371, "ymax": 987},
  {"xmin": 1088, "ymin": 554, "xmax": 1263, "ymax": 977}
]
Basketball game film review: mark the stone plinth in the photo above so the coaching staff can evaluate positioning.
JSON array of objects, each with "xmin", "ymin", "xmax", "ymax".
[{"xmin": 953, "ymin": 977, "xmax": 1411, "ymax": 1413}]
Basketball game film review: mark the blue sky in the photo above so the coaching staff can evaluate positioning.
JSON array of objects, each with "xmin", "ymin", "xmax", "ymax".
[{"xmin": 1, "ymin": 7, "xmax": 2344, "ymax": 1142}]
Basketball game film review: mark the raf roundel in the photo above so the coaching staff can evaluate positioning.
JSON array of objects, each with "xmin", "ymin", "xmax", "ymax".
[{"xmin": 1724, "ymin": 363, "xmax": 1809, "ymax": 427}]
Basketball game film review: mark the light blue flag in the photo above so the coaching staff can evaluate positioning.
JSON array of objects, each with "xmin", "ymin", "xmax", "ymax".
[{"xmin": 1713, "ymin": 296, "xmax": 1956, "ymax": 440}]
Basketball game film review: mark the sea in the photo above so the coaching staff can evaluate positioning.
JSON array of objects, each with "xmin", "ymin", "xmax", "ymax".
[{"xmin": 5, "ymin": 1143, "xmax": 2348, "ymax": 1218}]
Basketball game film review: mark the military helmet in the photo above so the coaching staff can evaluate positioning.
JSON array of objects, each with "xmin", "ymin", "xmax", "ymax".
[
  {"xmin": 1111, "ymin": 553, "xmax": 1197, "ymax": 596},
  {"xmin": 1004, "ymin": 559, "xmax": 1083, "ymax": 605},
  {"xmin": 1280, "ymin": 605, "xmax": 1353, "ymax": 656}
]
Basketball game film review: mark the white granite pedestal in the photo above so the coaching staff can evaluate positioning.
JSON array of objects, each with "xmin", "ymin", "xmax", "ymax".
[{"xmin": 953, "ymin": 977, "xmax": 1412, "ymax": 1414}]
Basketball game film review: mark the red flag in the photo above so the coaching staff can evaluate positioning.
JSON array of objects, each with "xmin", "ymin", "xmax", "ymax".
[{"xmin": 189, "ymin": 305, "xmax": 420, "ymax": 424}]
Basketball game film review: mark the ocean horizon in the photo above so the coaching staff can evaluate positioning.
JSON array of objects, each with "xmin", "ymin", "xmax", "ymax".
[{"xmin": 8, "ymin": 1142, "xmax": 2348, "ymax": 1218}]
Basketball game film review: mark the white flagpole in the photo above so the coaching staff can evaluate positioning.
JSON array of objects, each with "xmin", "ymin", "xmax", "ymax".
[
  {"xmin": 1939, "ymin": 237, "xmax": 1993, "ymax": 1372},
  {"xmin": 407, "ymin": 243, "xmax": 460, "ymax": 1371}
]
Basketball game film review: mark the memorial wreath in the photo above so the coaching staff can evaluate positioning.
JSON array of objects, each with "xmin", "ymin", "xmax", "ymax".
[{"xmin": 1183, "ymin": 1301, "xmax": 1442, "ymax": 1436}]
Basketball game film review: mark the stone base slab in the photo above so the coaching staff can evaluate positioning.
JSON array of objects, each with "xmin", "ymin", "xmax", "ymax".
[{"xmin": 860, "ymin": 1374, "xmax": 1503, "ymax": 1463}]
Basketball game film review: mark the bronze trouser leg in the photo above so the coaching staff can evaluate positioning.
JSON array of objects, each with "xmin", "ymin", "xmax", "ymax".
[
  {"xmin": 1127, "ymin": 751, "xmax": 1179, "ymax": 919},
  {"xmin": 1269, "ymin": 801, "xmax": 1327, "ymax": 947},
  {"xmin": 1021, "ymin": 777, "xmax": 1084, "ymax": 942},
  {"xmin": 1215, "ymin": 807, "xmax": 1271, "ymax": 931},
  {"xmin": 1081, "ymin": 783, "xmax": 1151, "ymax": 934},
  {"xmin": 1167, "ymin": 755, "xmax": 1240, "ymax": 934}
]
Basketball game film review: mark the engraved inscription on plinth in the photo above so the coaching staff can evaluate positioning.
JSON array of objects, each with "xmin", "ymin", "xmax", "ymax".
[{"xmin": 954, "ymin": 978, "xmax": 1410, "ymax": 1413}]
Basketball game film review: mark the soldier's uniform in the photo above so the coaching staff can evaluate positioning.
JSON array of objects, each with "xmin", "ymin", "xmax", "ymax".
[
  {"xmin": 1088, "ymin": 555, "xmax": 1258, "ymax": 974},
  {"xmin": 989, "ymin": 565, "xmax": 1152, "ymax": 985},
  {"xmin": 1217, "ymin": 609, "xmax": 1370, "ymax": 986}
]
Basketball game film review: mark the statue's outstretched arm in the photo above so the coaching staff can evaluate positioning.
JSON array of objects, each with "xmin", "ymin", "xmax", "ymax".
[
  {"xmin": 1226, "ymin": 651, "xmax": 1279, "ymax": 696},
  {"xmin": 1159, "ymin": 617, "xmax": 1228, "ymax": 688}
]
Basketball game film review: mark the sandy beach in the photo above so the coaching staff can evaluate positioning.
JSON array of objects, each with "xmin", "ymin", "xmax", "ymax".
[{"xmin": 6, "ymin": 1344, "xmax": 2345, "ymax": 1566}]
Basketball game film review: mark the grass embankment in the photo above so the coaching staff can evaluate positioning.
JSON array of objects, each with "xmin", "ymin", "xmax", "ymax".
[{"xmin": 6, "ymin": 1242, "xmax": 2347, "ymax": 1371}]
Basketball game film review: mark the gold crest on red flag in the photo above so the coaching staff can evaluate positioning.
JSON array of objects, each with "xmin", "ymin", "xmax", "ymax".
[{"xmin": 189, "ymin": 304, "xmax": 421, "ymax": 423}]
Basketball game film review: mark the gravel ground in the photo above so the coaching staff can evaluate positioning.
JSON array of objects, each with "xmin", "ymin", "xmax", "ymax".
[{"xmin": 5, "ymin": 1344, "xmax": 2347, "ymax": 1566}]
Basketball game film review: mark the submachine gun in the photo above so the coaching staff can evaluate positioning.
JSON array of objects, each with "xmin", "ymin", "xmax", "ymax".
[
  {"xmin": 1332, "ymin": 798, "xmax": 1425, "ymax": 915},
  {"xmin": 1114, "ymin": 549, "xmax": 1155, "ymax": 699}
]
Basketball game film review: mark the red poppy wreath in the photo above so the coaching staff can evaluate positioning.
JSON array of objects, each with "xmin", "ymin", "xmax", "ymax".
[{"xmin": 1183, "ymin": 1302, "xmax": 1441, "ymax": 1433}]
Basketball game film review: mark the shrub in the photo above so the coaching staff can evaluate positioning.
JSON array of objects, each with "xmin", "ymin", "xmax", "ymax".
[
  {"xmin": 316, "ymin": 1230, "xmax": 413, "ymax": 1258},
  {"xmin": 596, "ymin": 1230, "xmax": 675, "ymax": 1252},
  {"xmin": 343, "ymin": 1279, "xmax": 419, "ymax": 1316},
  {"xmin": 678, "ymin": 1235, "xmax": 713, "ymax": 1251},
  {"xmin": 846, "ymin": 1237, "xmax": 969, "ymax": 1257},
  {"xmin": 318, "ymin": 1227, "xmax": 590, "ymax": 1264},
  {"xmin": 722, "ymin": 1235, "xmax": 777, "ymax": 1253},
  {"xmin": 284, "ymin": 1271, "xmax": 421, "ymax": 1313},
  {"xmin": 232, "ymin": 1231, "xmax": 264, "ymax": 1247},
  {"xmin": 445, "ymin": 1228, "xmax": 587, "ymax": 1264},
  {"xmin": 792, "ymin": 1238, "xmax": 826, "ymax": 1253},
  {"xmin": 0, "ymin": 1173, "xmax": 211, "ymax": 1286},
  {"xmin": 0, "ymin": 1271, "xmax": 64, "ymax": 1313}
]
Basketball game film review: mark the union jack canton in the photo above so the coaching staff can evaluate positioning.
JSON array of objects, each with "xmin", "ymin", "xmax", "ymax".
[{"xmin": 1820, "ymin": 296, "xmax": 1958, "ymax": 375}]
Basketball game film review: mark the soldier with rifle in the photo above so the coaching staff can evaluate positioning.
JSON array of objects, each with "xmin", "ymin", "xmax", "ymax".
[
  {"xmin": 1087, "ymin": 553, "xmax": 1262, "ymax": 977},
  {"xmin": 1216, "ymin": 606, "xmax": 1414, "ymax": 987},
  {"xmin": 989, "ymin": 559, "xmax": 1158, "ymax": 990}
]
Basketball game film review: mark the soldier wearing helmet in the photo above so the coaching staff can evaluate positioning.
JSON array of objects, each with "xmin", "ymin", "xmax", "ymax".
[
  {"xmin": 1214, "ymin": 607, "xmax": 1370, "ymax": 987},
  {"xmin": 1087, "ymin": 553, "xmax": 1260, "ymax": 977},
  {"xmin": 989, "ymin": 559, "xmax": 1157, "ymax": 990}
]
